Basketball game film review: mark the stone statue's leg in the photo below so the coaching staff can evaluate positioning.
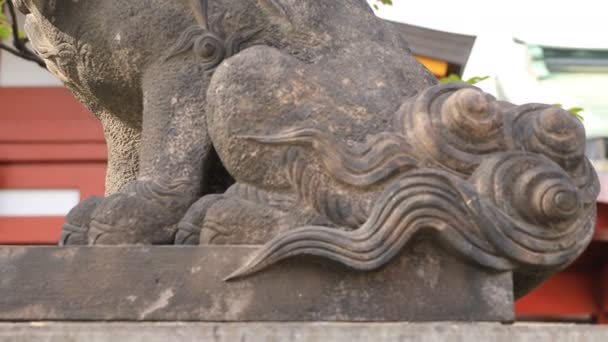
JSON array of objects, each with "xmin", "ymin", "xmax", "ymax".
[
  {"xmin": 59, "ymin": 112, "xmax": 141, "ymax": 245},
  {"xmin": 87, "ymin": 61, "xmax": 212, "ymax": 245},
  {"xmin": 99, "ymin": 112, "xmax": 142, "ymax": 196}
]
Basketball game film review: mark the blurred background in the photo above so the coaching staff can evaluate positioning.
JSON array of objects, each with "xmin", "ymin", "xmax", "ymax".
[{"xmin": 1, "ymin": 0, "xmax": 607, "ymax": 323}]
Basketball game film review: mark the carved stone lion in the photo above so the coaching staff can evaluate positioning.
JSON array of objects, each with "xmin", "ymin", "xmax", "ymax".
[
  {"xmin": 17, "ymin": 0, "xmax": 434, "ymax": 243},
  {"xmin": 17, "ymin": 0, "xmax": 598, "ymax": 297}
]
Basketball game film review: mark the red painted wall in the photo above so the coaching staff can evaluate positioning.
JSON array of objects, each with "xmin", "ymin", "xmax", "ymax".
[{"xmin": 0, "ymin": 87, "xmax": 106, "ymax": 244}]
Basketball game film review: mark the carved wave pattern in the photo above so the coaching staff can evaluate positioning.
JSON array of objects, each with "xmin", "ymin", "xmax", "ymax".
[
  {"xmin": 283, "ymin": 148, "xmax": 371, "ymax": 228},
  {"xmin": 242, "ymin": 128, "xmax": 418, "ymax": 188},
  {"xmin": 225, "ymin": 183, "xmax": 296, "ymax": 210},
  {"xmin": 227, "ymin": 83, "xmax": 599, "ymax": 281},
  {"xmin": 165, "ymin": 8, "xmax": 260, "ymax": 71}
]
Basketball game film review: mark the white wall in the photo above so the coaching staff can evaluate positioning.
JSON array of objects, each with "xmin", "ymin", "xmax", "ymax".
[
  {"xmin": 0, "ymin": 189, "xmax": 80, "ymax": 216},
  {"xmin": 370, "ymin": 0, "xmax": 607, "ymax": 48},
  {"xmin": 0, "ymin": 50, "xmax": 61, "ymax": 86}
]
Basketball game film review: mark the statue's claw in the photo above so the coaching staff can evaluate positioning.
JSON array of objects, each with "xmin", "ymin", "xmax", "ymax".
[
  {"xmin": 59, "ymin": 196, "xmax": 103, "ymax": 246},
  {"xmin": 175, "ymin": 194, "xmax": 225, "ymax": 245},
  {"xmin": 83, "ymin": 180, "xmax": 195, "ymax": 245}
]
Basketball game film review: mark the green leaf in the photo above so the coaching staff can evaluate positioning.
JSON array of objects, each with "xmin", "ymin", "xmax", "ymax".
[
  {"xmin": 439, "ymin": 74, "xmax": 490, "ymax": 85},
  {"xmin": 373, "ymin": 0, "xmax": 393, "ymax": 9},
  {"xmin": 465, "ymin": 75, "xmax": 490, "ymax": 85},
  {"xmin": 439, "ymin": 74, "xmax": 463, "ymax": 84},
  {"xmin": 567, "ymin": 107, "xmax": 584, "ymax": 115},
  {"xmin": 567, "ymin": 107, "xmax": 584, "ymax": 121},
  {"xmin": 0, "ymin": 25, "xmax": 10, "ymax": 40},
  {"xmin": 0, "ymin": 0, "xmax": 12, "ymax": 40},
  {"xmin": 552, "ymin": 104, "xmax": 584, "ymax": 121}
]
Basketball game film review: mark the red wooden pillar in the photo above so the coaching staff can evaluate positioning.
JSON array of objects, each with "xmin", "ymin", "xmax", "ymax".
[
  {"xmin": 596, "ymin": 201, "xmax": 608, "ymax": 323},
  {"xmin": 600, "ymin": 261, "xmax": 608, "ymax": 323}
]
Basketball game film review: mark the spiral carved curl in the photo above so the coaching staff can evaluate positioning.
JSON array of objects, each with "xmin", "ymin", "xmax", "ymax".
[
  {"xmin": 227, "ymin": 84, "xmax": 599, "ymax": 297},
  {"xmin": 165, "ymin": 6, "xmax": 260, "ymax": 71}
]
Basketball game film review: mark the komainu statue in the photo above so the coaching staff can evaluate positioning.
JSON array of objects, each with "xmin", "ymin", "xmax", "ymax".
[{"xmin": 17, "ymin": 0, "xmax": 598, "ymax": 297}]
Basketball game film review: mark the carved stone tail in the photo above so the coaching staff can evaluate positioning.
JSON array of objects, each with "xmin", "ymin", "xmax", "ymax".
[
  {"xmin": 224, "ymin": 171, "xmax": 498, "ymax": 281},
  {"xmin": 226, "ymin": 84, "xmax": 598, "ymax": 285},
  {"xmin": 226, "ymin": 153, "xmax": 597, "ymax": 281}
]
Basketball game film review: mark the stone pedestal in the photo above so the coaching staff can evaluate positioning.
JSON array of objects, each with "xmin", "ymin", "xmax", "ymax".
[
  {"xmin": 1, "ymin": 323, "xmax": 607, "ymax": 342},
  {"xmin": 0, "ymin": 243, "xmax": 513, "ymax": 322}
]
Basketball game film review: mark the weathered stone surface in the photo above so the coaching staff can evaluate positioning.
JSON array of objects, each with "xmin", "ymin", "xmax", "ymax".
[
  {"xmin": 0, "ymin": 244, "xmax": 513, "ymax": 322},
  {"xmin": 2, "ymin": 323, "xmax": 608, "ymax": 342},
  {"xmin": 15, "ymin": 0, "xmax": 598, "ymax": 310},
  {"xmin": 16, "ymin": 0, "xmax": 435, "ymax": 245}
]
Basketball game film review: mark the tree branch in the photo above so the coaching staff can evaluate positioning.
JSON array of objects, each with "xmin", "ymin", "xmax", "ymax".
[
  {"xmin": 4, "ymin": 0, "xmax": 46, "ymax": 68},
  {"xmin": 0, "ymin": 41, "xmax": 45, "ymax": 65}
]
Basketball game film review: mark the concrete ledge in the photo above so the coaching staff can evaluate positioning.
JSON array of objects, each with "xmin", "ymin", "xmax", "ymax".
[
  {"xmin": 0, "ymin": 244, "xmax": 513, "ymax": 322},
  {"xmin": 1, "ymin": 323, "xmax": 607, "ymax": 342}
]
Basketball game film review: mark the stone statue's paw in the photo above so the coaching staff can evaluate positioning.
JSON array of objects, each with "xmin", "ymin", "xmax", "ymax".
[
  {"xmin": 59, "ymin": 196, "xmax": 103, "ymax": 246},
  {"xmin": 87, "ymin": 179, "xmax": 195, "ymax": 245},
  {"xmin": 175, "ymin": 194, "xmax": 225, "ymax": 245},
  {"xmin": 176, "ymin": 183, "xmax": 308, "ymax": 246},
  {"xmin": 174, "ymin": 221, "xmax": 202, "ymax": 246}
]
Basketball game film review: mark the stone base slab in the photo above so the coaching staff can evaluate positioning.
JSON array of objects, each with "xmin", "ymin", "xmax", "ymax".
[
  {"xmin": 0, "ymin": 243, "xmax": 513, "ymax": 322},
  {"xmin": 1, "ymin": 323, "xmax": 607, "ymax": 342}
]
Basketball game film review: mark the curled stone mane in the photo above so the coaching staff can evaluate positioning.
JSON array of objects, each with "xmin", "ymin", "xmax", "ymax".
[{"xmin": 225, "ymin": 84, "xmax": 599, "ymax": 284}]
